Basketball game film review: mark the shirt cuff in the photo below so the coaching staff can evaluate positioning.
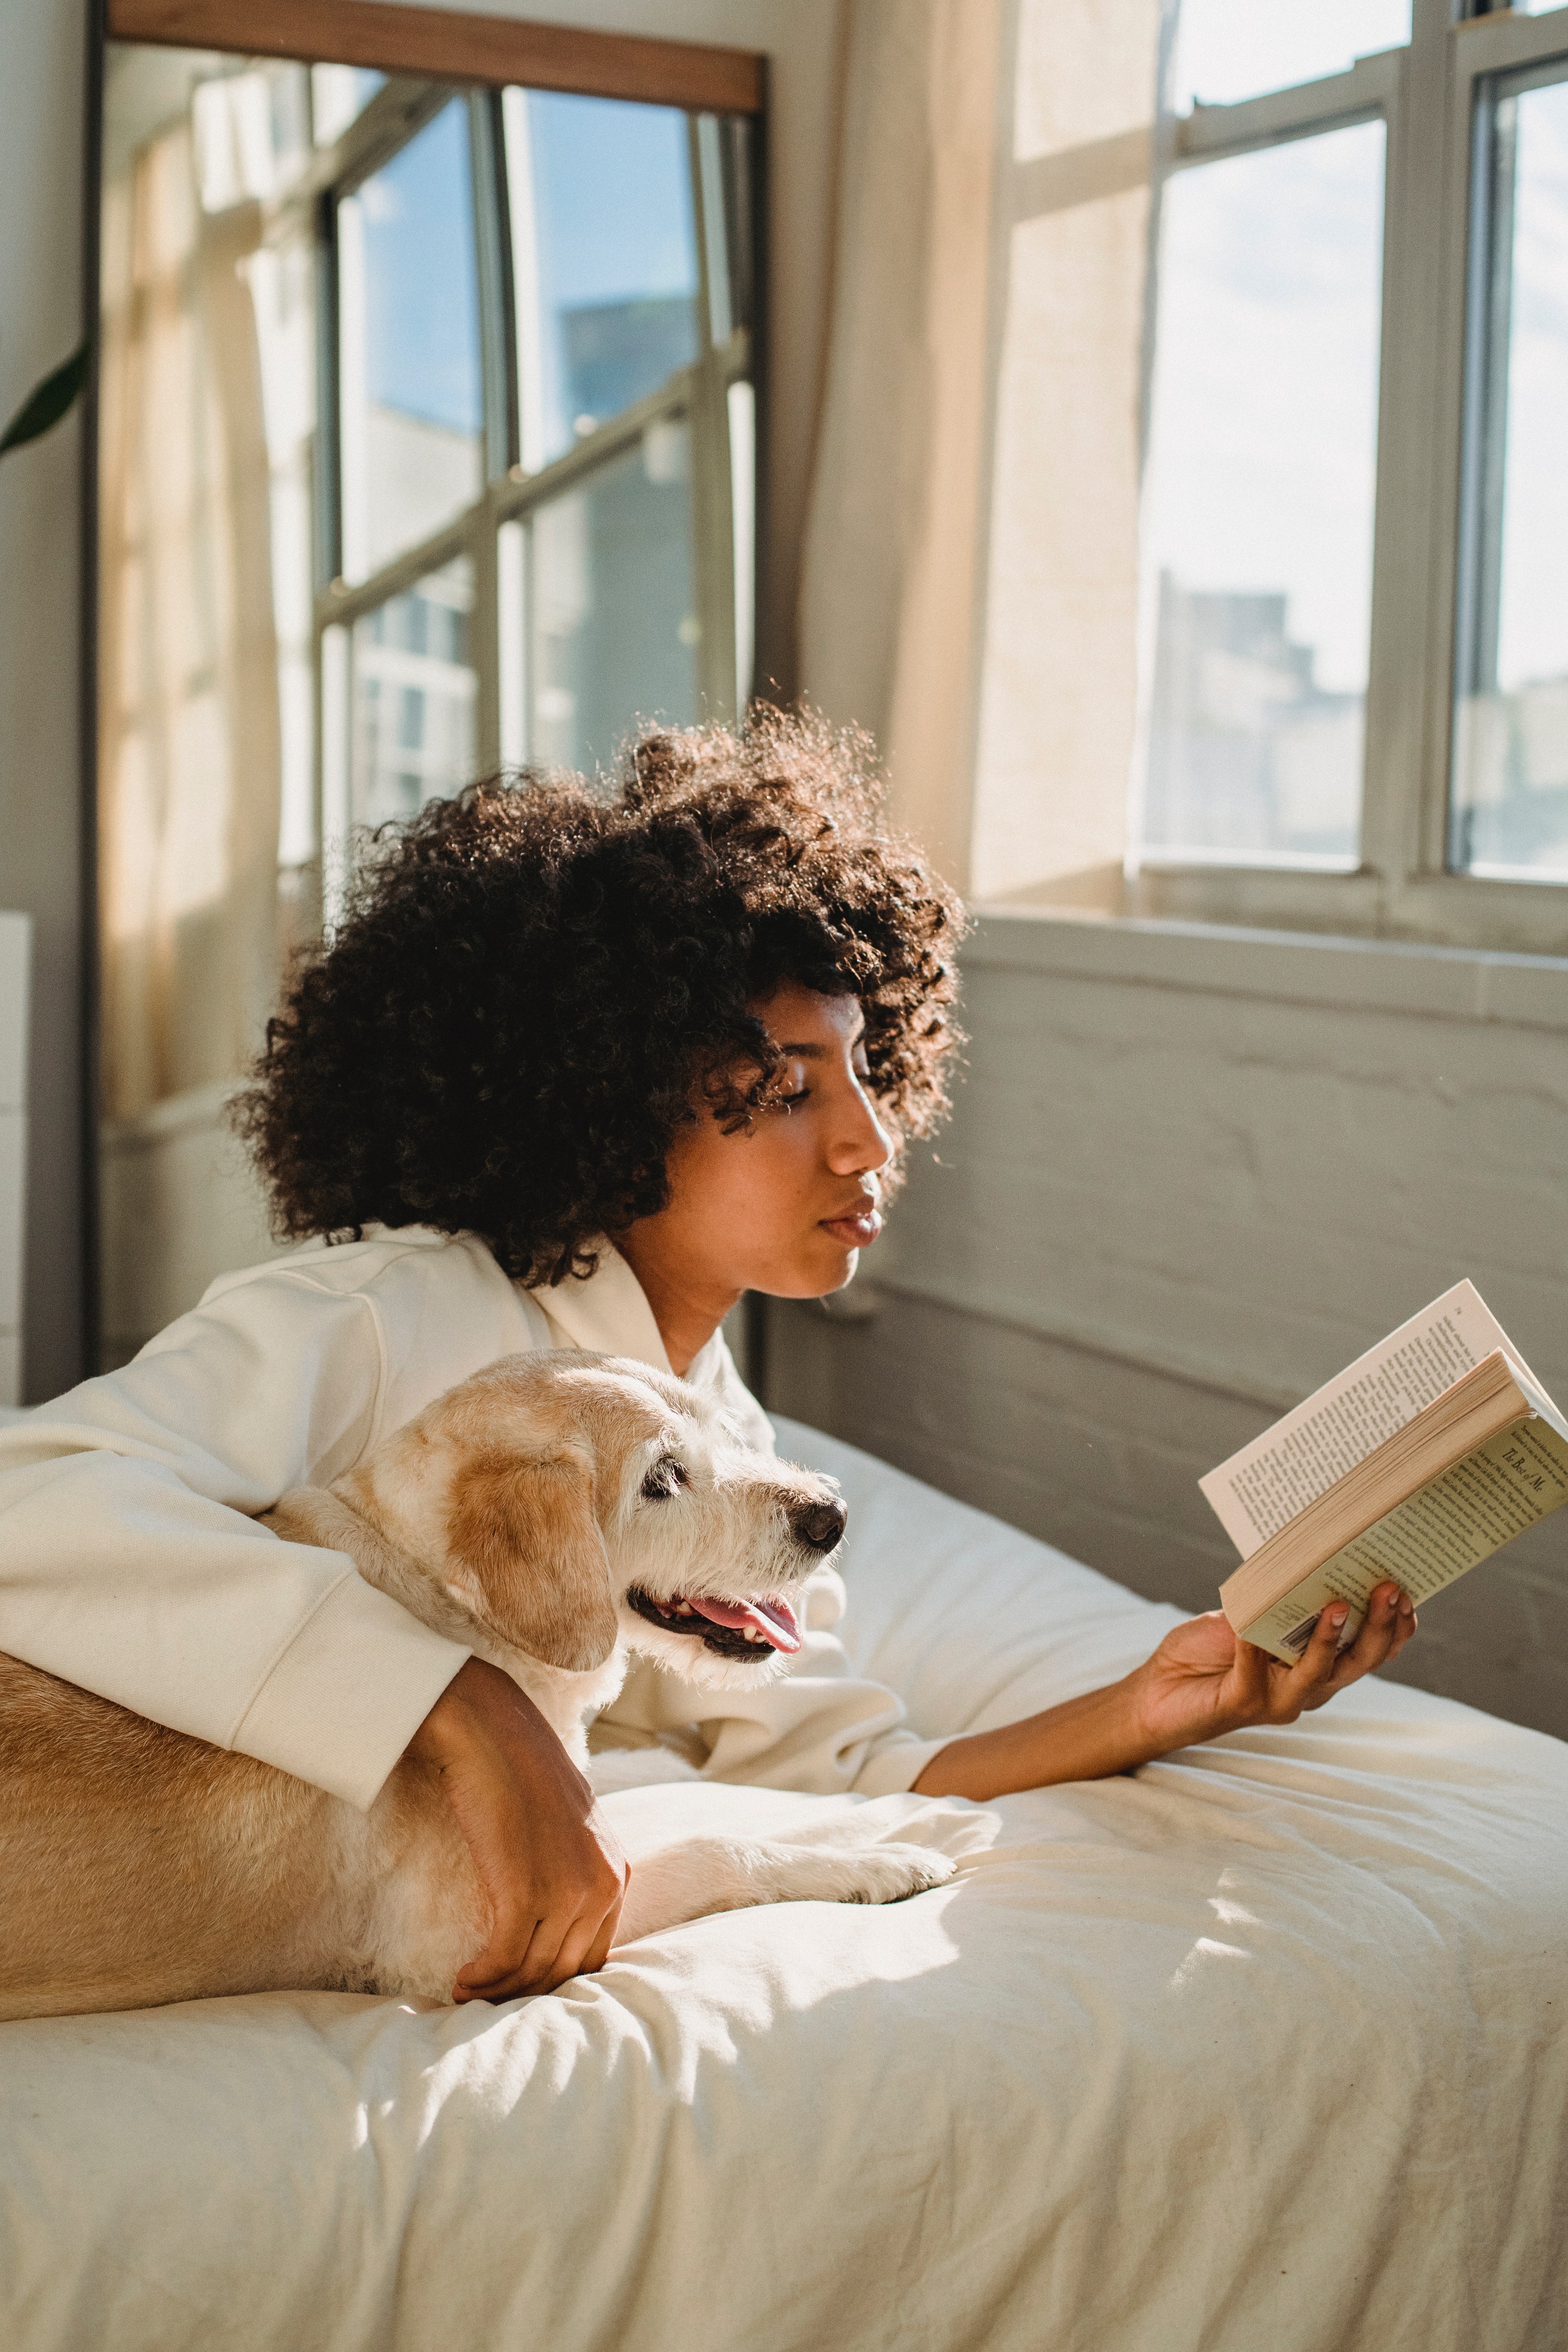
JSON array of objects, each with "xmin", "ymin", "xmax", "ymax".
[
  {"xmin": 851, "ymin": 1733, "xmax": 955, "ymax": 1798},
  {"xmin": 232, "ymin": 1570, "xmax": 470, "ymax": 1810}
]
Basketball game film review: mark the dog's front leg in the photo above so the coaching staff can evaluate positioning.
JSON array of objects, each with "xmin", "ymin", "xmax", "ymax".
[{"xmin": 611, "ymin": 1834, "xmax": 955, "ymax": 1945}]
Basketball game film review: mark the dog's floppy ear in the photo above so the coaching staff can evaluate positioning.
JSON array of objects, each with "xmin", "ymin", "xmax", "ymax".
[{"xmin": 446, "ymin": 1442, "xmax": 619, "ymax": 1671}]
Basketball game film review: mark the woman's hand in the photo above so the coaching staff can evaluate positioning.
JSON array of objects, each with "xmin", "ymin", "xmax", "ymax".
[
  {"xmin": 1127, "ymin": 1582, "xmax": 1418, "ymax": 1753},
  {"xmin": 914, "ymin": 1583, "xmax": 1417, "ymax": 1804},
  {"xmin": 407, "ymin": 1657, "xmax": 629, "ymax": 2002}
]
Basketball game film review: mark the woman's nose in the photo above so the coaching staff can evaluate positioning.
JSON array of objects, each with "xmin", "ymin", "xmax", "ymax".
[{"xmin": 828, "ymin": 1087, "xmax": 894, "ymax": 1175}]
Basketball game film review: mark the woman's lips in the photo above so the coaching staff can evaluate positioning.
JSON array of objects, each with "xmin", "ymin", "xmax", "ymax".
[{"xmin": 820, "ymin": 1207, "xmax": 882, "ymax": 1249}]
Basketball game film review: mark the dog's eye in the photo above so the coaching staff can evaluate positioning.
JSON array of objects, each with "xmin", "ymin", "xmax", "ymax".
[{"xmin": 641, "ymin": 1458, "xmax": 690, "ymax": 1501}]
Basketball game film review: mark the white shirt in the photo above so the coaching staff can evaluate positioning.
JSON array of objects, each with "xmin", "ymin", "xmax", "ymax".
[{"xmin": 0, "ymin": 1229, "xmax": 947, "ymax": 1808}]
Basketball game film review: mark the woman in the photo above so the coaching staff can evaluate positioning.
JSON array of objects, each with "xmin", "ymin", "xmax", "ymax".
[{"xmin": 0, "ymin": 714, "xmax": 1416, "ymax": 2005}]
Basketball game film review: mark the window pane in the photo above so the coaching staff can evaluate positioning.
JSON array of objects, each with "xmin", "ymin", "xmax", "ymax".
[
  {"xmin": 350, "ymin": 558, "xmax": 476, "ymax": 829},
  {"xmin": 526, "ymin": 425, "xmax": 697, "ymax": 771},
  {"xmin": 338, "ymin": 100, "xmax": 483, "ymax": 579},
  {"xmin": 1173, "ymin": 0, "xmax": 1409, "ymax": 111},
  {"xmin": 1452, "ymin": 76, "xmax": 1568, "ymax": 880},
  {"xmin": 1138, "ymin": 123, "xmax": 1385, "ymax": 864},
  {"xmin": 506, "ymin": 90, "xmax": 699, "ymax": 469}
]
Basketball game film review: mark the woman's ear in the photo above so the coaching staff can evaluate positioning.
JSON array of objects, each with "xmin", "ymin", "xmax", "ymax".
[{"xmin": 445, "ymin": 1443, "xmax": 620, "ymax": 1671}]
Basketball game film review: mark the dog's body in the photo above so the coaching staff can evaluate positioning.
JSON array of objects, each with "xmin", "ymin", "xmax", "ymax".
[{"xmin": 0, "ymin": 1353, "xmax": 951, "ymax": 2022}]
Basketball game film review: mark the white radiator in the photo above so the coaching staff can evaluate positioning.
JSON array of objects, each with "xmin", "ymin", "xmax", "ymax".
[{"xmin": 0, "ymin": 912, "xmax": 31, "ymax": 1407}]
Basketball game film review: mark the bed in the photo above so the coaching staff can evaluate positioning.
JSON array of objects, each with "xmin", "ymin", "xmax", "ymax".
[{"xmin": 3, "ymin": 1417, "xmax": 1565, "ymax": 2352}]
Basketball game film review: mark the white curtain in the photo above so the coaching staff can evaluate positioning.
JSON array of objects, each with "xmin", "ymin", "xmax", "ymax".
[
  {"xmin": 798, "ymin": 0, "xmax": 1164, "ymax": 904},
  {"xmin": 98, "ymin": 118, "xmax": 281, "ymax": 1122},
  {"xmin": 797, "ymin": 0, "xmax": 1003, "ymax": 895}
]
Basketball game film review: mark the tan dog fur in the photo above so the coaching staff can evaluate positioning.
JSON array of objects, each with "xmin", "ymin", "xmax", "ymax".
[{"xmin": 0, "ymin": 1353, "xmax": 951, "ymax": 2021}]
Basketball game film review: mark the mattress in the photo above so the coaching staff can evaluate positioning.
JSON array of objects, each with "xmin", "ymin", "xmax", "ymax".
[{"xmin": 2, "ymin": 1417, "xmax": 1565, "ymax": 2352}]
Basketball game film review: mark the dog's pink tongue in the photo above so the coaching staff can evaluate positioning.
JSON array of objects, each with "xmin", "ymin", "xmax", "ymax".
[{"xmin": 688, "ymin": 1594, "xmax": 802, "ymax": 1653}]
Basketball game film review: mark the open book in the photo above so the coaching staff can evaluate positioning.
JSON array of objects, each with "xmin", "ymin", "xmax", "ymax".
[{"xmin": 1202, "ymin": 1283, "xmax": 1568, "ymax": 1665}]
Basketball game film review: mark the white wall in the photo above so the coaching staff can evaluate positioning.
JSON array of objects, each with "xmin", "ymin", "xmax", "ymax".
[{"xmin": 769, "ymin": 909, "xmax": 1568, "ymax": 1740}]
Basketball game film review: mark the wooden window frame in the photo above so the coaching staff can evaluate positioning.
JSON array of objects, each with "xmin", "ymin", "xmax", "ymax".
[{"xmin": 105, "ymin": 0, "xmax": 764, "ymax": 116}]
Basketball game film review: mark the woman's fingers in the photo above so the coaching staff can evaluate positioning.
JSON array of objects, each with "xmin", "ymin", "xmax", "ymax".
[
  {"xmin": 1268, "ymin": 1600, "xmax": 1351, "ymax": 1712},
  {"xmin": 1293, "ymin": 1583, "xmax": 1413, "ymax": 1709},
  {"xmin": 548, "ymin": 1900, "xmax": 621, "ymax": 1993}
]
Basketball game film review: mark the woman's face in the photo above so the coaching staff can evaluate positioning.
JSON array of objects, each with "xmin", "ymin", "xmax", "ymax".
[{"xmin": 629, "ymin": 984, "xmax": 896, "ymax": 1305}]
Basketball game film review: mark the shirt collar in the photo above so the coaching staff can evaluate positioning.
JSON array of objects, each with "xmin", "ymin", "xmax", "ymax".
[{"xmin": 526, "ymin": 1241, "xmax": 671, "ymax": 1373}]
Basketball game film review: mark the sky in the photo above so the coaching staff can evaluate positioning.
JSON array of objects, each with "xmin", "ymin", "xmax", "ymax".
[
  {"xmin": 527, "ymin": 92, "xmax": 696, "ymax": 312},
  {"xmin": 355, "ymin": 89, "xmax": 698, "ymax": 455},
  {"xmin": 359, "ymin": 99, "xmax": 482, "ymax": 437},
  {"xmin": 1143, "ymin": 117, "xmax": 1386, "ymax": 697}
]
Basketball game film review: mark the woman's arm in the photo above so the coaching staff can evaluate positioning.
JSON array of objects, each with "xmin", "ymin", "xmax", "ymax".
[
  {"xmin": 913, "ymin": 1583, "xmax": 1417, "ymax": 1800},
  {"xmin": 409, "ymin": 1659, "xmax": 628, "ymax": 1998},
  {"xmin": 0, "ymin": 1244, "xmax": 505, "ymax": 1803}
]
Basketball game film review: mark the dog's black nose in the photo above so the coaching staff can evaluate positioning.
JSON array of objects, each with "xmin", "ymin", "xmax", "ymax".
[{"xmin": 791, "ymin": 1496, "xmax": 848, "ymax": 1553}]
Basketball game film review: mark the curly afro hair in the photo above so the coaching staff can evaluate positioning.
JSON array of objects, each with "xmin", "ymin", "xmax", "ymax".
[{"xmin": 233, "ymin": 708, "xmax": 966, "ymax": 1288}]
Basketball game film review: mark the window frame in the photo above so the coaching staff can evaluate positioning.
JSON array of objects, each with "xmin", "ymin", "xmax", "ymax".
[{"xmin": 1130, "ymin": 0, "xmax": 1568, "ymax": 955}]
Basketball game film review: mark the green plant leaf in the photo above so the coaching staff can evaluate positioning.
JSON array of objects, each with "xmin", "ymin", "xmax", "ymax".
[{"xmin": 0, "ymin": 342, "xmax": 92, "ymax": 459}]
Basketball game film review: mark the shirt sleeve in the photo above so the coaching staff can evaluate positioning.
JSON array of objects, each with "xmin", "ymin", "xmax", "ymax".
[{"xmin": 0, "ymin": 1264, "xmax": 469, "ymax": 1809}]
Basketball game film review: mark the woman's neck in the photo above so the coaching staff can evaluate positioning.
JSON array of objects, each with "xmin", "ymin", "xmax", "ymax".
[{"xmin": 615, "ymin": 1231, "xmax": 739, "ymax": 1379}]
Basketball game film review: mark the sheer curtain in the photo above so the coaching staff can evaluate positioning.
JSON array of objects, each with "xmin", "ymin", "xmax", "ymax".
[
  {"xmin": 97, "ymin": 117, "xmax": 281, "ymax": 1123},
  {"xmin": 797, "ymin": 0, "xmax": 1003, "ymax": 895},
  {"xmin": 798, "ymin": 0, "xmax": 1163, "ymax": 903}
]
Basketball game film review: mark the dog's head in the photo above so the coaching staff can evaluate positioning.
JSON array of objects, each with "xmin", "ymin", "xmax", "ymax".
[{"xmin": 334, "ymin": 1351, "xmax": 846, "ymax": 1684}]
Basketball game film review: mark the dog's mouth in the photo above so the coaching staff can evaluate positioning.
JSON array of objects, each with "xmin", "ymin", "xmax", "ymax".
[{"xmin": 626, "ymin": 1588, "xmax": 802, "ymax": 1659}]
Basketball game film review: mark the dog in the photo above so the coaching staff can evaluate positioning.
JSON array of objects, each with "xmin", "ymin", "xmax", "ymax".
[{"xmin": 0, "ymin": 1352, "xmax": 953, "ymax": 2021}]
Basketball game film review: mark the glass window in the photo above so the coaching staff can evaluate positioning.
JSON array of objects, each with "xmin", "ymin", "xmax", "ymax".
[
  {"xmin": 526, "ymin": 423, "xmax": 697, "ymax": 771},
  {"xmin": 338, "ymin": 99, "xmax": 484, "ymax": 579},
  {"xmin": 350, "ymin": 557, "xmax": 476, "ymax": 829},
  {"xmin": 1172, "ymin": 0, "xmax": 1410, "ymax": 112},
  {"xmin": 1138, "ymin": 121, "xmax": 1386, "ymax": 864},
  {"xmin": 1452, "ymin": 73, "xmax": 1568, "ymax": 881},
  {"xmin": 506, "ymin": 90, "xmax": 700, "ymax": 468}
]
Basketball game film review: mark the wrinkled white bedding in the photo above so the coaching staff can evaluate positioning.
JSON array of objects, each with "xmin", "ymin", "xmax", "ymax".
[{"xmin": 3, "ymin": 1419, "xmax": 1565, "ymax": 2352}]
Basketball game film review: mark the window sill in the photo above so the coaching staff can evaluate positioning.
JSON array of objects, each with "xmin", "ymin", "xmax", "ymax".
[{"xmin": 968, "ymin": 898, "xmax": 1568, "ymax": 1033}]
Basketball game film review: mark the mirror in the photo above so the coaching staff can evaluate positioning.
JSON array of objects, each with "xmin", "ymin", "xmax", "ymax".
[{"xmin": 94, "ymin": 17, "xmax": 761, "ymax": 1369}]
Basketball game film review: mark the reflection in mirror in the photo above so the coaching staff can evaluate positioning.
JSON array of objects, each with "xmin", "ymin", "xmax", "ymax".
[
  {"xmin": 339, "ymin": 98, "xmax": 485, "ymax": 579},
  {"xmin": 96, "ymin": 34, "xmax": 760, "ymax": 1369},
  {"xmin": 529, "ymin": 425, "xmax": 697, "ymax": 772},
  {"xmin": 514, "ymin": 91, "xmax": 701, "ymax": 464},
  {"xmin": 351, "ymin": 558, "xmax": 477, "ymax": 829}
]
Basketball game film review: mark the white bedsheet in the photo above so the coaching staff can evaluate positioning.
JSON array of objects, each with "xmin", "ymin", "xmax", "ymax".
[{"xmin": 3, "ymin": 1419, "xmax": 1566, "ymax": 2352}]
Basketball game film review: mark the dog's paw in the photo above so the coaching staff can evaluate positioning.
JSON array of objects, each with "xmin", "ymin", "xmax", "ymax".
[
  {"xmin": 836, "ymin": 1840, "xmax": 959, "ymax": 1906},
  {"xmin": 751, "ymin": 1837, "xmax": 957, "ymax": 1910}
]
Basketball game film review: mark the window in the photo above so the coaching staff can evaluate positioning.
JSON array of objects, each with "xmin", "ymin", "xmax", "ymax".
[
  {"xmin": 315, "ymin": 78, "xmax": 757, "ymax": 914},
  {"xmin": 184, "ymin": 62, "xmax": 757, "ymax": 925},
  {"xmin": 1132, "ymin": 0, "xmax": 1568, "ymax": 952}
]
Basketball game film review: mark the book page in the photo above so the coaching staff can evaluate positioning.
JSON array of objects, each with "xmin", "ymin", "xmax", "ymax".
[
  {"xmin": 1201, "ymin": 1281, "xmax": 1545, "ymax": 1559},
  {"xmin": 1235, "ymin": 1416, "xmax": 1568, "ymax": 1664}
]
